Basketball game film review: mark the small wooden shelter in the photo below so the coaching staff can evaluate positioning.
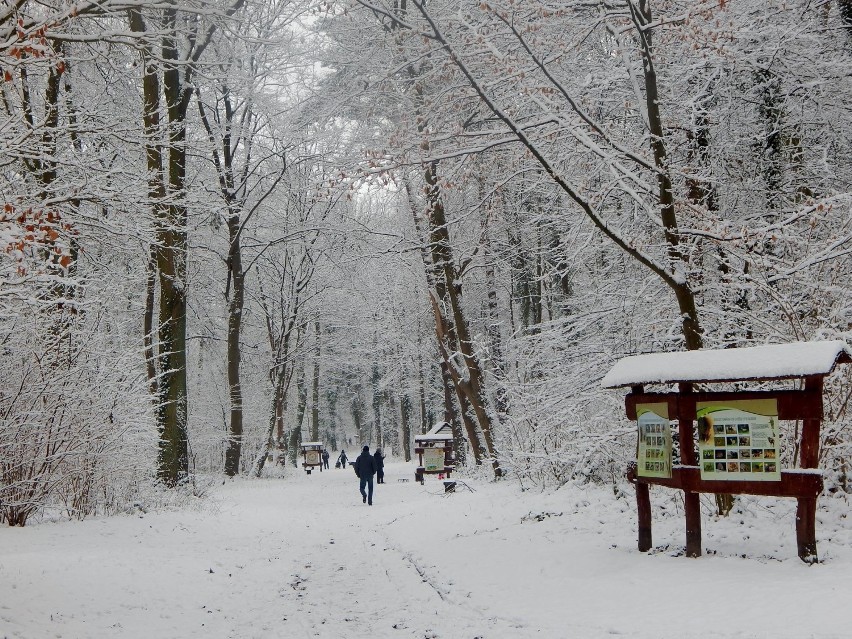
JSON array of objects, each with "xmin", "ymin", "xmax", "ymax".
[
  {"xmin": 300, "ymin": 441, "xmax": 324, "ymax": 474},
  {"xmin": 602, "ymin": 340, "xmax": 851, "ymax": 562},
  {"xmin": 414, "ymin": 422, "xmax": 455, "ymax": 484}
]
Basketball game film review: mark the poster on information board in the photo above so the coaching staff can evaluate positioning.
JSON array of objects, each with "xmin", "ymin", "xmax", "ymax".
[
  {"xmin": 697, "ymin": 399, "xmax": 780, "ymax": 481},
  {"xmin": 305, "ymin": 450, "xmax": 321, "ymax": 466},
  {"xmin": 636, "ymin": 403, "xmax": 672, "ymax": 479},
  {"xmin": 423, "ymin": 447, "xmax": 445, "ymax": 472}
]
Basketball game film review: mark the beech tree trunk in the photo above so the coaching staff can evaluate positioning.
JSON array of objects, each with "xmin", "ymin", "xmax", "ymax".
[
  {"xmin": 417, "ymin": 343, "xmax": 429, "ymax": 434},
  {"xmin": 632, "ymin": 0, "xmax": 703, "ymax": 352},
  {"xmin": 400, "ymin": 392, "xmax": 413, "ymax": 461},
  {"xmin": 223, "ymin": 214, "xmax": 245, "ymax": 476},
  {"xmin": 129, "ymin": 7, "xmax": 191, "ymax": 486},
  {"xmin": 372, "ymin": 358, "xmax": 383, "ymax": 450},
  {"xmin": 311, "ymin": 320, "xmax": 321, "ymax": 442},
  {"xmin": 423, "ymin": 161, "xmax": 501, "ymax": 476},
  {"xmin": 406, "ymin": 176, "xmax": 475, "ymax": 465}
]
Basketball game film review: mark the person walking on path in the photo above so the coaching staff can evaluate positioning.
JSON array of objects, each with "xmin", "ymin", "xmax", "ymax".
[
  {"xmin": 338, "ymin": 449, "xmax": 348, "ymax": 469},
  {"xmin": 354, "ymin": 446, "xmax": 377, "ymax": 505},
  {"xmin": 373, "ymin": 448, "xmax": 385, "ymax": 484},
  {"xmin": 322, "ymin": 449, "xmax": 330, "ymax": 470}
]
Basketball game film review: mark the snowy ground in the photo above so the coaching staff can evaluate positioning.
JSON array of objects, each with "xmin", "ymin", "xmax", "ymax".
[{"xmin": 3, "ymin": 460, "xmax": 852, "ymax": 638}]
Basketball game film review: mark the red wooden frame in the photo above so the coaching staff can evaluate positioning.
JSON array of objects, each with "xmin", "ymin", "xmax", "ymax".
[{"xmin": 625, "ymin": 377, "xmax": 825, "ymax": 562}]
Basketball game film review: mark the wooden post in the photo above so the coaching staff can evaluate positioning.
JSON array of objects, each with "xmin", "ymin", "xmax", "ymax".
[
  {"xmin": 678, "ymin": 383, "xmax": 702, "ymax": 557},
  {"xmin": 629, "ymin": 386, "xmax": 653, "ymax": 551},
  {"xmin": 796, "ymin": 376, "xmax": 823, "ymax": 563},
  {"xmin": 636, "ymin": 481, "xmax": 652, "ymax": 551}
]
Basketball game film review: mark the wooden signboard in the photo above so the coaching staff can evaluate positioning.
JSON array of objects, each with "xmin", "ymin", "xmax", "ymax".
[
  {"xmin": 300, "ymin": 442, "xmax": 324, "ymax": 475},
  {"xmin": 603, "ymin": 341, "xmax": 851, "ymax": 563},
  {"xmin": 414, "ymin": 423, "xmax": 455, "ymax": 484}
]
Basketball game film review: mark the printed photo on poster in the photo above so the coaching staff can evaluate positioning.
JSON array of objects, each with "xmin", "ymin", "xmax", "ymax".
[
  {"xmin": 636, "ymin": 403, "xmax": 672, "ymax": 479},
  {"xmin": 696, "ymin": 399, "xmax": 780, "ymax": 482}
]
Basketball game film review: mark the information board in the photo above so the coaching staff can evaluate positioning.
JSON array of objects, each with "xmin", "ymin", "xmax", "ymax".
[
  {"xmin": 636, "ymin": 403, "xmax": 672, "ymax": 479},
  {"xmin": 305, "ymin": 450, "xmax": 321, "ymax": 465},
  {"xmin": 697, "ymin": 399, "xmax": 780, "ymax": 481},
  {"xmin": 423, "ymin": 447, "xmax": 445, "ymax": 472}
]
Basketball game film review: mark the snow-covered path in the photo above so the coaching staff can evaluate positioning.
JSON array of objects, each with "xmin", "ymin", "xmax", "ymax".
[
  {"xmin": 3, "ymin": 461, "xmax": 852, "ymax": 638},
  {"xmin": 0, "ymin": 463, "xmax": 539, "ymax": 638}
]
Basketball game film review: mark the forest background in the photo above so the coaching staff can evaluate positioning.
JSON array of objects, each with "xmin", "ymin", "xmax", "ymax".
[{"xmin": 2, "ymin": 0, "xmax": 852, "ymax": 526}]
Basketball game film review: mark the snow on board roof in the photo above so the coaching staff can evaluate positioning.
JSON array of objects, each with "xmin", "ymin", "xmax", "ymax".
[
  {"xmin": 416, "ymin": 422, "xmax": 454, "ymax": 441},
  {"xmin": 300, "ymin": 441, "xmax": 323, "ymax": 448},
  {"xmin": 601, "ymin": 340, "xmax": 852, "ymax": 389},
  {"xmin": 416, "ymin": 433, "xmax": 453, "ymax": 442}
]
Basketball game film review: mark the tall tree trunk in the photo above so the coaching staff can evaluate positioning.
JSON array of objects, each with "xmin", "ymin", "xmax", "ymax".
[
  {"xmin": 372, "ymin": 358, "xmax": 383, "ymax": 450},
  {"xmin": 385, "ymin": 389, "xmax": 399, "ymax": 455},
  {"xmin": 195, "ymin": 83, "xmax": 248, "ymax": 478},
  {"xmin": 296, "ymin": 364, "xmax": 307, "ymax": 436},
  {"xmin": 129, "ymin": 5, "xmax": 169, "ymax": 446},
  {"xmin": 258, "ymin": 279, "xmax": 300, "ymax": 465},
  {"xmin": 397, "ymin": 47, "xmax": 495, "ymax": 471},
  {"xmin": 288, "ymin": 424, "xmax": 301, "ymax": 468},
  {"xmin": 636, "ymin": 1, "xmax": 729, "ymax": 515},
  {"xmin": 439, "ymin": 357, "xmax": 469, "ymax": 466},
  {"xmin": 223, "ymin": 213, "xmax": 245, "ymax": 476},
  {"xmin": 352, "ymin": 387, "xmax": 366, "ymax": 445},
  {"xmin": 128, "ymin": 7, "xmax": 192, "ymax": 486},
  {"xmin": 483, "ymin": 211, "xmax": 508, "ymax": 419},
  {"xmin": 423, "ymin": 161, "xmax": 501, "ymax": 476},
  {"xmin": 417, "ymin": 330, "xmax": 429, "ymax": 434},
  {"xmin": 275, "ymin": 381, "xmax": 287, "ymax": 463},
  {"xmin": 406, "ymin": 176, "xmax": 476, "ymax": 465},
  {"xmin": 290, "ymin": 364, "xmax": 307, "ymax": 467},
  {"xmin": 129, "ymin": 1, "xmax": 247, "ymax": 485},
  {"xmin": 254, "ymin": 364, "xmax": 287, "ymax": 477},
  {"xmin": 326, "ymin": 383, "xmax": 339, "ymax": 451},
  {"xmin": 400, "ymin": 392, "xmax": 413, "ymax": 462},
  {"xmin": 631, "ymin": 0, "xmax": 703, "ymax": 352},
  {"xmin": 311, "ymin": 320, "xmax": 321, "ymax": 442},
  {"xmin": 143, "ymin": 244, "xmax": 159, "ymax": 398}
]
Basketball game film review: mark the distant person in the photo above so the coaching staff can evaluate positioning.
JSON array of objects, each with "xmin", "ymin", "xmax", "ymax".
[
  {"xmin": 322, "ymin": 449, "xmax": 330, "ymax": 470},
  {"xmin": 354, "ymin": 446, "xmax": 377, "ymax": 505},
  {"xmin": 338, "ymin": 449, "xmax": 348, "ymax": 469},
  {"xmin": 373, "ymin": 448, "xmax": 385, "ymax": 484}
]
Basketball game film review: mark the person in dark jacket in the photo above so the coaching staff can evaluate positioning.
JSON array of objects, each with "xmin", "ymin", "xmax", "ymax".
[
  {"xmin": 322, "ymin": 449, "xmax": 330, "ymax": 470},
  {"xmin": 373, "ymin": 448, "xmax": 385, "ymax": 484},
  {"xmin": 337, "ymin": 449, "xmax": 348, "ymax": 469},
  {"xmin": 354, "ymin": 446, "xmax": 377, "ymax": 505}
]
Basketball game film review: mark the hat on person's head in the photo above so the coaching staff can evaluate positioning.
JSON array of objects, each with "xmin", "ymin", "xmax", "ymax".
[{"xmin": 363, "ymin": 445, "xmax": 369, "ymax": 452}]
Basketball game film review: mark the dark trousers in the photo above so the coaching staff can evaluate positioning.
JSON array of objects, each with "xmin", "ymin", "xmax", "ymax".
[
  {"xmin": 359, "ymin": 475, "xmax": 374, "ymax": 504},
  {"xmin": 376, "ymin": 469, "xmax": 384, "ymax": 484}
]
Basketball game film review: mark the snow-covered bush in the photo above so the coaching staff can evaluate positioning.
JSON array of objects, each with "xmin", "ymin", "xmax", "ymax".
[{"xmin": 0, "ymin": 281, "xmax": 154, "ymax": 525}]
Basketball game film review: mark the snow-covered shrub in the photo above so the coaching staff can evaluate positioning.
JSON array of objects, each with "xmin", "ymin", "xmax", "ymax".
[{"xmin": 0, "ymin": 284, "xmax": 154, "ymax": 525}]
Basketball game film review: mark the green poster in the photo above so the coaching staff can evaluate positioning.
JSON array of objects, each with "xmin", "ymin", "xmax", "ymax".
[
  {"xmin": 423, "ymin": 447, "xmax": 444, "ymax": 472},
  {"xmin": 696, "ymin": 399, "xmax": 780, "ymax": 481},
  {"xmin": 636, "ymin": 403, "xmax": 672, "ymax": 479}
]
